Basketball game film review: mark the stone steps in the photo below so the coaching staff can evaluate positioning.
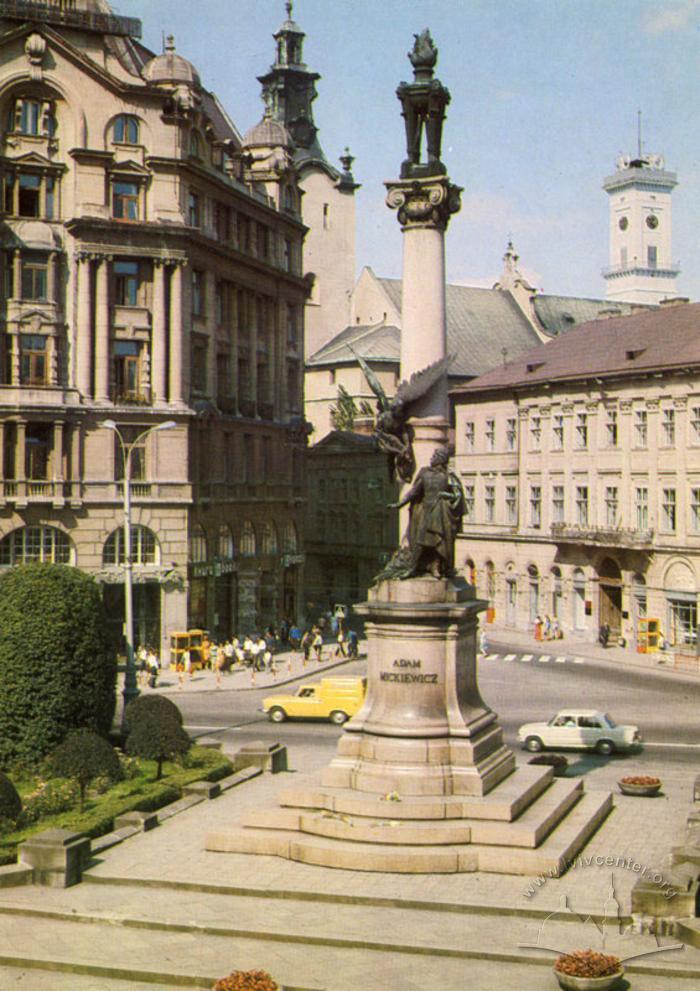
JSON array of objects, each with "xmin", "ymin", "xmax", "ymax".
[{"xmin": 0, "ymin": 879, "xmax": 698, "ymax": 991}]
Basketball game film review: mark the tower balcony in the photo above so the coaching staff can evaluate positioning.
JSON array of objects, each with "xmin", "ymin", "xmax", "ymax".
[{"xmin": 602, "ymin": 262, "xmax": 680, "ymax": 279}]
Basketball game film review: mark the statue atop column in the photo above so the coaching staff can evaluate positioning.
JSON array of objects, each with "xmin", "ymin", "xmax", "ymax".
[{"xmin": 396, "ymin": 29, "xmax": 451, "ymax": 179}]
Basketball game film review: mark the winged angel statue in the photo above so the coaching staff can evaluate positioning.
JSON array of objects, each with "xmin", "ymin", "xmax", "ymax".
[{"xmin": 349, "ymin": 346, "xmax": 453, "ymax": 484}]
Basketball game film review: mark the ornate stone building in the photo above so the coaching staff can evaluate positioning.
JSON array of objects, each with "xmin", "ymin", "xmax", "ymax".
[
  {"xmin": 0, "ymin": 0, "xmax": 308, "ymax": 652},
  {"xmin": 452, "ymin": 300, "xmax": 700, "ymax": 650}
]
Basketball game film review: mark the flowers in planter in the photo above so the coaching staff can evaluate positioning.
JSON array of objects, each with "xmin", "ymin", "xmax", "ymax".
[
  {"xmin": 620, "ymin": 776, "xmax": 660, "ymax": 786},
  {"xmin": 554, "ymin": 949, "xmax": 621, "ymax": 978},
  {"xmin": 213, "ymin": 969, "xmax": 279, "ymax": 991}
]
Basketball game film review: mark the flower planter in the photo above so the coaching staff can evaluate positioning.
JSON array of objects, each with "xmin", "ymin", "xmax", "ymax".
[
  {"xmin": 618, "ymin": 776, "xmax": 661, "ymax": 797},
  {"xmin": 554, "ymin": 968, "xmax": 624, "ymax": 991}
]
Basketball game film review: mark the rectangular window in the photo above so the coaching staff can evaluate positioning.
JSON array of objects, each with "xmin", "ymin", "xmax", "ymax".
[
  {"xmin": 575, "ymin": 412, "xmax": 588, "ymax": 449},
  {"xmin": 287, "ymin": 304, "xmax": 299, "ymax": 349},
  {"xmin": 464, "ymin": 484, "xmax": 475, "ymax": 523},
  {"xmin": 25, "ymin": 423, "xmax": 50, "ymax": 479},
  {"xmin": 662, "ymin": 488, "xmax": 676, "ymax": 531},
  {"xmin": 691, "ymin": 406, "xmax": 700, "ymax": 445},
  {"xmin": 691, "ymin": 488, "xmax": 700, "ymax": 533},
  {"xmin": 113, "ymin": 340, "xmax": 141, "ymax": 401},
  {"xmin": 530, "ymin": 415, "xmax": 541, "ymax": 450},
  {"xmin": 635, "ymin": 486, "xmax": 648, "ymax": 530},
  {"xmin": 485, "ymin": 418, "xmax": 495, "ymax": 451},
  {"xmin": 575, "ymin": 485, "xmax": 589, "ymax": 526},
  {"xmin": 257, "ymin": 224, "xmax": 270, "ymax": 260},
  {"xmin": 530, "ymin": 485, "xmax": 542, "ymax": 528},
  {"xmin": 464, "ymin": 421, "xmax": 475, "ymax": 452},
  {"xmin": 635, "ymin": 409, "xmax": 648, "ymax": 447},
  {"xmin": 605, "ymin": 486, "xmax": 618, "ymax": 527},
  {"xmin": 19, "ymin": 99, "xmax": 41, "ymax": 135},
  {"xmin": 21, "ymin": 255, "xmax": 47, "ymax": 300},
  {"xmin": 662, "ymin": 408, "xmax": 676, "ymax": 446},
  {"xmin": 115, "ymin": 429, "xmax": 145, "ymax": 481},
  {"xmin": 113, "ymin": 181, "xmax": 139, "ymax": 221},
  {"xmin": 552, "ymin": 485, "xmax": 564, "ymax": 523},
  {"xmin": 506, "ymin": 417, "xmax": 516, "ymax": 450},
  {"xmin": 45, "ymin": 176, "xmax": 55, "ymax": 219},
  {"xmin": 216, "ymin": 352, "xmax": 229, "ymax": 400},
  {"xmin": 215, "ymin": 280, "xmax": 225, "ymax": 326},
  {"xmin": 606, "ymin": 410, "xmax": 618, "ymax": 447},
  {"xmin": 192, "ymin": 340, "xmax": 207, "ymax": 393},
  {"xmin": 114, "ymin": 260, "xmax": 140, "ymax": 306},
  {"xmin": 505, "ymin": 485, "xmax": 517, "ymax": 524},
  {"xmin": 648, "ymin": 245, "xmax": 658, "ymax": 269},
  {"xmin": 18, "ymin": 173, "xmax": 40, "ymax": 217},
  {"xmin": 20, "ymin": 334, "xmax": 47, "ymax": 385},
  {"xmin": 188, "ymin": 191, "xmax": 200, "ymax": 228},
  {"xmin": 284, "ymin": 238, "xmax": 292, "ymax": 272},
  {"xmin": 215, "ymin": 202, "xmax": 230, "ymax": 242},
  {"xmin": 485, "ymin": 484, "xmax": 495, "ymax": 523},
  {"xmin": 552, "ymin": 414, "xmax": 564, "ymax": 450},
  {"xmin": 192, "ymin": 270, "xmax": 204, "ymax": 317}
]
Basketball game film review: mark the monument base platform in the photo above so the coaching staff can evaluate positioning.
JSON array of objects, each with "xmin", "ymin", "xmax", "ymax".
[{"xmin": 205, "ymin": 764, "xmax": 613, "ymax": 875}]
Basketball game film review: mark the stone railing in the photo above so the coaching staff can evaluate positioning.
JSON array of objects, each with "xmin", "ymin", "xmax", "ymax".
[{"xmin": 551, "ymin": 523, "xmax": 654, "ymax": 547}]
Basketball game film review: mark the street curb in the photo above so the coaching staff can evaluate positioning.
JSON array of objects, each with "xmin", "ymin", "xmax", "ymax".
[{"xmin": 155, "ymin": 654, "xmax": 360, "ymax": 696}]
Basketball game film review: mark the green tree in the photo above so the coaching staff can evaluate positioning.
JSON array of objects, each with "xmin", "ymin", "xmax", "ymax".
[
  {"xmin": 49, "ymin": 729, "xmax": 122, "ymax": 811},
  {"xmin": 330, "ymin": 385, "xmax": 359, "ymax": 431},
  {"xmin": 125, "ymin": 716, "xmax": 191, "ymax": 781},
  {"xmin": 0, "ymin": 563, "xmax": 117, "ymax": 767},
  {"xmin": 124, "ymin": 694, "xmax": 183, "ymax": 733}
]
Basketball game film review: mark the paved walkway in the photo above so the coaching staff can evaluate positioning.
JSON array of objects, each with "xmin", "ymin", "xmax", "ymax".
[{"xmin": 1, "ymin": 628, "xmax": 697, "ymax": 989}]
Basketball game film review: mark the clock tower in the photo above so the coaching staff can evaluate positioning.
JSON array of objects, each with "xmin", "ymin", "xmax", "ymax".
[{"xmin": 603, "ymin": 150, "xmax": 679, "ymax": 304}]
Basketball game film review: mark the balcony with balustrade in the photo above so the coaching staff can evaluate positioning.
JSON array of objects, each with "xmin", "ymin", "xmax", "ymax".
[
  {"xmin": 551, "ymin": 522, "xmax": 654, "ymax": 549},
  {"xmin": 0, "ymin": 0, "xmax": 141, "ymax": 38}
]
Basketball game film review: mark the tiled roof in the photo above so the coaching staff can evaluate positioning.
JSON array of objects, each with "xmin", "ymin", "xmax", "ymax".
[
  {"xmin": 309, "ymin": 284, "xmax": 542, "ymax": 376},
  {"xmin": 533, "ymin": 295, "xmax": 643, "ymax": 337},
  {"xmin": 452, "ymin": 303, "xmax": 700, "ymax": 394}
]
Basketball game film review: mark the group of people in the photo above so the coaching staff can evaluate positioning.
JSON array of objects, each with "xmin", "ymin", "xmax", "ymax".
[
  {"xmin": 136, "ymin": 645, "xmax": 161, "ymax": 688},
  {"xmin": 171, "ymin": 620, "xmax": 361, "ymax": 689},
  {"xmin": 533, "ymin": 615, "xmax": 563, "ymax": 642}
]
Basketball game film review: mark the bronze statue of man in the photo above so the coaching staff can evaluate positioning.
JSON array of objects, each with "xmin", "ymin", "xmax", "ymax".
[{"xmin": 387, "ymin": 446, "xmax": 465, "ymax": 580}]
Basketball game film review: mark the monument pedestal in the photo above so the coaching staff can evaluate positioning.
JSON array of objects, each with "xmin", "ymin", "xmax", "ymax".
[
  {"xmin": 322, "ymin": 577, "xmax": 514, "ymax": 796},
  {"xmin": 205, "ymin": 578, "xmax": 612, "ymax": 875}
]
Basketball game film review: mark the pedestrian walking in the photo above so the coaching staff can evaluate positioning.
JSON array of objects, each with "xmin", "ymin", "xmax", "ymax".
[
  {"xmin": 335, "ymin": 627, "xmax": 348, "ymax": 658},
  {"xmin": 301, "ymin": 629, "xmax": 312, "ymax": 664},
  {"xmin": 347, "ymin": 628, "xmax": 359, "ymax": 658},
  {"xmin": 146, "ymin": 648, "xmax": 160, "ymax": 688},
  {"xmin": 179, "ymin": 648, "xmax": 192, "ymax": 688},
  {"xmin": 313, "ymin": 627, "xmax": 323, "ymax": 662},
  {"xmin": 478, "ymin": 628, "xmax": 488, "ymax": 656}
]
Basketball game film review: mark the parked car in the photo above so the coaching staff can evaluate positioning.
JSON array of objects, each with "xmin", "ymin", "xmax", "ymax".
[
  {"xmin": 517, "ymin": 710, "xmax": 641, "ymax": 755},
  {"xmin": 262, "ymin": 677, "xmax": 366, "ymax": 725}
]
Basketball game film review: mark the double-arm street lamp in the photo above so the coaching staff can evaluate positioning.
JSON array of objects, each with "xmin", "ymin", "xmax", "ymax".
[{"xmin": 100, "ymin": 419, "xmax": 176, "ymax": 726}]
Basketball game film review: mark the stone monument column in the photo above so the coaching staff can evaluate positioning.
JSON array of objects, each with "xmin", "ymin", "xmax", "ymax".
[{"xmin": 385, "ymin": 30, "xmax": 461, "ymax": 477}]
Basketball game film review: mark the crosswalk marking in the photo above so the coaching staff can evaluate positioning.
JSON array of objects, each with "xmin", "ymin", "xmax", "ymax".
[
  {"xmin": 573, "ymin": 656, "xmax": 585, "ymax": 664},
  {"xmin": 503, "ymin": 654, "xmax": 516, "ymax": 662},
  {"xmin": 538, "ymin": 654, "xmax": 551, "ymax": 663},
  {"xmin": 486, "ymin": 653, "xmax": 500, "ymax": 661},
  {"xmin": 520, "ymin": 654, "xmax": 533, "ymax": 662},
  {"xmin": 555, "ymin": 655, "xmax": 567, "ymax": 664}
]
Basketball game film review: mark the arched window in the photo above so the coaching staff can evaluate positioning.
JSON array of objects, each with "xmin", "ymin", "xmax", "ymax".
[
  {"xmin": 261, "ymin": 521, "xmax": 278, "ymax": 555},
  {"xmin": 103, "ymin": 526, "xmax": 157, "ymax": 566},
  {"xmin": 240, "ymin": 521, "xmax": 256, "ymax": 557},
  {"xmin": 283, "ymin": 520, "xmax": 298, "ymax": 553},
  {"xmin": 114, "ymin": 114, "xmax": 139, "ymax": 144},
  {"xmin": 189, "ymin": 525, "xmax": 207, "ymax": 563},
  {"xmin": 0, "ymin": 525, "xmax": 72, "ymax": 565},
  {"xmin": 218, "ymin": 524, "xmax": 234, "ymax": 559}
]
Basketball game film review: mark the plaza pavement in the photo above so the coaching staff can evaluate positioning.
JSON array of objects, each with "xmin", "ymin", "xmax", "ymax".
[{"xmin": 0, "ymin": 629, "xmax": 698, "ymax": 990}]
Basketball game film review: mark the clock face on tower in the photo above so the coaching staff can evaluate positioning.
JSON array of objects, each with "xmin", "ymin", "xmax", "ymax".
[
  {"xmin": 646, "ymin": 214, "xmax": 659, "ymax": 229},
  {"xmin": 618, "ymin": 217, "xmax": 628, "ymax": 231}
]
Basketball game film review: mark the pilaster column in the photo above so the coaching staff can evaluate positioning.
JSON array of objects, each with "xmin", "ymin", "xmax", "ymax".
[
  {"xmin": 0, "ymin": 422, "xmax": 6, "ymax": 482},
  {"xmin": 9, "ymin": 334, "xmax": 19, "ymax": 386},
  {"xmin": 94, "ymin": 257, "xmax": 110, "ymax": 402},
  {"xmin": 168, "ymin": 262, "xmax": 185, "ymax": 404},
  {"xmin": 47, "ymin": 251, "xmax": 57, "ymax": 303},
  {"xmin": 53, "ymin": 421, "xmax": 64, "ymax": 482},
  {"xmin": 76, "ymin": 255, "xmax": 93, "ymax": 398},
  {"xmin": 16, "ymin": 420, "xmax": 26, "ymax": 482},
  {"xmin": 152, "ymin": 260, "xmax": 167, "ymax": 404},
  {"xmin": 12, "ymin": 250, "xmax": 21, "ymax": 298}
]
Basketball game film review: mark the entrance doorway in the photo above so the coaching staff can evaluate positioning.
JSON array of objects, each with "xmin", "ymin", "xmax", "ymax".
[{"xmin": 598, "ymin": 558, "xmax": 623, "ymax": 637}]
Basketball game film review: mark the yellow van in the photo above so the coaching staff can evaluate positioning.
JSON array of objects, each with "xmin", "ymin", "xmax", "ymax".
[{"xmin": 262, "ymin": 677, "xmax": 366, "ymax": 725}]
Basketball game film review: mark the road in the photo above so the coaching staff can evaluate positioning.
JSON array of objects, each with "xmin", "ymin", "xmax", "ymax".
[{"xmin": 171, "ymin": 642, "xmax": 699, "ymax": 774}]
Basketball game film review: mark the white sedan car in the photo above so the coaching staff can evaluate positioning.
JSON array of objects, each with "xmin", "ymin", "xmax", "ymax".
[{"xmin": 517, "ymin": 710, "xmax": 642, "ymax": 755}]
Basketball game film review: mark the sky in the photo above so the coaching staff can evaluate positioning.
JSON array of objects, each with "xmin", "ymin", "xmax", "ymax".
[{"xmin": 115, "ymin": 0, "xmax": 700, "ymax": 301}]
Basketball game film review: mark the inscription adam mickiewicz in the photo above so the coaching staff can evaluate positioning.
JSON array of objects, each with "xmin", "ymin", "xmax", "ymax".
[{"xmin": 380, "ymin": 658, "xmax": 438, "ymax": 684}]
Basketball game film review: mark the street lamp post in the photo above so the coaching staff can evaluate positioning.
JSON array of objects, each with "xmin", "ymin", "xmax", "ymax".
[{"xmin": 101, "ymin": 419, "xmax": 176, "ymax": 728}]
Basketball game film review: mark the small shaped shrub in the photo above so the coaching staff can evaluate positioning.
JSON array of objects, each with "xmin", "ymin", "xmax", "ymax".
[
  {"xmin": 124, "ymin": 695, "xmax": 183, "ymax": 732},
  {"xmin": 49, "ymin": 729, "xmax": 122, "ymax": 811},
  {"xmin": 0, "ymin": 771, "xmax": 21, "ymax": 822},
  {"xmin": 125, "ymin": 717, "xmax": 191, "ymax": 780},
  {"xmin": 213, "ymin": 970, "xmax": 279, "ymax": 991}
]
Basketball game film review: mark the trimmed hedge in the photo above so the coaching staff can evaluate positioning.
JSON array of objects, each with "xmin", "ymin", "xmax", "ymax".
[{"xmin": 0, "ymin": 564, "xmax": 117, "ymax": 767}]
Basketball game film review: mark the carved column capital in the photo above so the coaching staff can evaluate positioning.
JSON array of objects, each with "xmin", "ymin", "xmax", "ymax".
[{"xmin": 385, "ymin": 176, "xmax": 462, "ymax": 231}]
